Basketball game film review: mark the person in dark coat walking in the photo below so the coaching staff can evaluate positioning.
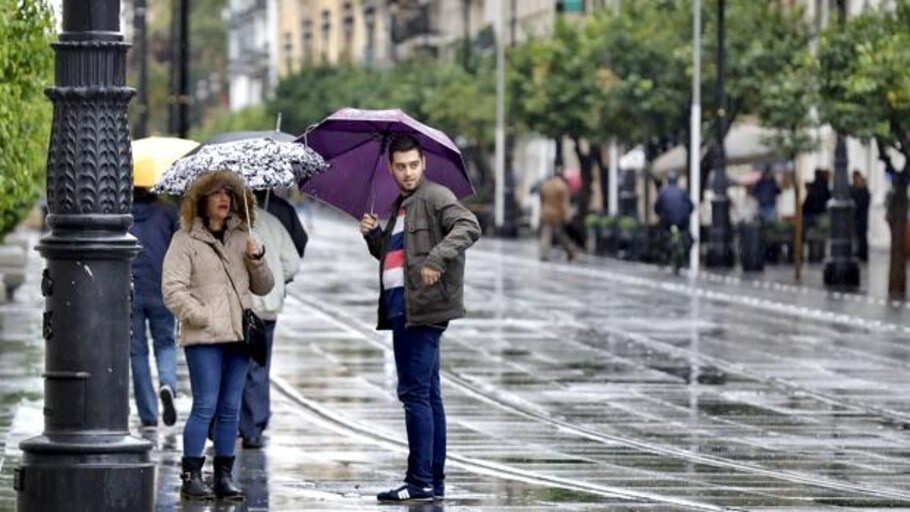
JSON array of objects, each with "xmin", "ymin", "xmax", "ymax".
[
  {"xmin": 359, "ymin": 135, "xmax": 481, "ymax": 503},
  {"xmin": 654, "ymin": 172, "xmax": 694, "ymax": 232},
  {"xmin": 802, "ymin": 168, "xmax": 831, "ymax": 230},
  {"xmin": 851, "ymin": 170, "xmax": 871, "ymax": 261},
  {"xmin": 254, "ymin": 189, "xmax": 308, "ymax": 258},
  {"xmin": 130, "ymin": 187, "xmax": 180, "ymax": 428}
]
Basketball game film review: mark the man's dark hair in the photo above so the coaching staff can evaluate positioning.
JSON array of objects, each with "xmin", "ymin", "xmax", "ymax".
[{"xmin": 388, "ymin": 134, "xmax": 423, "ymax": 161}]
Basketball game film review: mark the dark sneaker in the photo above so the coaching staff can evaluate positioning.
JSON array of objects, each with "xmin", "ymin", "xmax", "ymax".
[
  {"xmin": 433, "ymin": 486, "xmax": 444, "ymax": 501},
  {"xmin": 159, "ymin": 385, "xmax": 177, "ymax": 426},
  {"xmin": 377, "ymin": 484, "xmax": 433, "ymax": 503},
  {"xmin": 242, "ymin": 436, "xmax": 264, "ymax": 449}
]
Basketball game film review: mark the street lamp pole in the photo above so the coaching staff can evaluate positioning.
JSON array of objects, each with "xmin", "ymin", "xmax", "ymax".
[
  {"xmin": 689, "ymin": 0, "xmax": 702, "ymax": 276},
  {"xmin": 607, "ymin": 0, "xmax": 620, "ymax": 217},
  {"xmin": 823, "ymin": 0, "xmax": 859, "ymax": 287},
  {"xmin": 15, "ymin": 0, "xmax": 154, "ymax": 510},
  {"xmin": 176, "ymin": 0, "xmax": 190, "ymax": 138},
  {"xmin": 494, "ymin": 0, "xmax": 506, "ymax": 232},
  {"xmin": 705, "ymin": 0, "xmax": 733, "ymax": 268},
  {"xmin": 500, "ymin": 0, "xmax": 519, "ymax": 238}
]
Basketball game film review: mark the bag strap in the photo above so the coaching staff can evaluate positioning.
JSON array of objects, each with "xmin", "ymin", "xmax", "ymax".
[{"xmin": 209, "ymin": 241, "xmax": 246, "ymax": 310}]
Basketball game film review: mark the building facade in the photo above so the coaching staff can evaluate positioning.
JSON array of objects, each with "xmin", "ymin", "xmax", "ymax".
[{"xmin": 227, "ymin": 0, "xmax": 280, "ymax": 110}]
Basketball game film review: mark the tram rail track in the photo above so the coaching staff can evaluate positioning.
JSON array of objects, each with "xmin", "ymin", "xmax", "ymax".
[{"xmin": 280, "ymin": 290, "xmax": 910, "ymax": 506}]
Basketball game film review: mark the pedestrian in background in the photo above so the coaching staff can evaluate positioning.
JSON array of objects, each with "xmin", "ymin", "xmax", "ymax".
[
  {"xmin": 359, "ymin": 134, "xmax": 480, "ymax": 503},
  {"xmin": 851, "ymin": 170, "xmax": 871, "ymax": 262},
  {"xmin": 256, "ymin": 189, "xmax": 309, "ymax": 258},
  {"xmin": 239, "ymin": 204, "xmax": 301, "ymax": 449},
  {"xmin": 538, "ymin": 172, "xmax": 576, "ymax": 262},
  {"xmin": 802, "ymin": 168, "xmax": 831, "ymax": 230},
  {"xmin": 129, "ymin": 187, "xmax": 180, "ymax": 429},
  {"xmin": 751, "ymin": 167, "xmax": 781, "ymax": 223},
  {"xmin": 162, "ymin": 170, "xmax": 274, "ymax": 502},
  {"xmin": 655, "ymin": 172, "xmax": 694, "ymax": 232}
]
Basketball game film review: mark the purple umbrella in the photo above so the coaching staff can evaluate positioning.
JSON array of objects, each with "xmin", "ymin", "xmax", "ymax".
[{"xmin": 297, "ymin": 108, "xmax": 474, "ymax": 220}]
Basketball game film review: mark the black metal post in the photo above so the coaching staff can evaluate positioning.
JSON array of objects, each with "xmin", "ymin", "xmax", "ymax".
[
  {"xmin": 823, "ymin": 0, "xmax": 859, "ymax": 287},
  {"xmin": 705, "ymin": 0, "xmax": 734, "ymax": 268},
  {"xmin": 15, "ymin": 0, "xmax": 154, "ymax": 510},
  {"xmin": 619, "ymin": 169, "xmax": 638, "ymax": 219},
  {"xmin": 176, "ymin": 0, "xmax": 190, "ymax": 137},
  {"xmin": 133, "ymin": 0, "xmax": 149, "ymax": 138},
  {"xmin": 500, "ymin": 0, "xmax": 519, "ymax": 238}
]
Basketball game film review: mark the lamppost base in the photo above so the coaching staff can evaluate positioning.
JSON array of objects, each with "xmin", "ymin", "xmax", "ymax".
[
  {"xmin": 823, "ymin": 259, "xmax": 860, "ymax": 288},
  {"xmin": 16, "ymin": 435, "xmax": 154, "ymax": 512}
]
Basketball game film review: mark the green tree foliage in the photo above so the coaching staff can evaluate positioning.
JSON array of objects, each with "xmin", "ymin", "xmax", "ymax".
[
  {"xmin": 0, "ymin": 0, "xmax": 54, "ymax": 238},
  {"xmin": 189, "ymin": 105, "xmax": 273, "ymax": 142},
  {"xmin": 815, "ymin": 1, "xmax": 910, "ymax": 297}
]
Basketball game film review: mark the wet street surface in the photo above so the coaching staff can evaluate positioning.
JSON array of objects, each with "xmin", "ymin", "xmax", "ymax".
[{"xmin": 2, "ymin": 211, "xmax": 910, "ymax": 511}]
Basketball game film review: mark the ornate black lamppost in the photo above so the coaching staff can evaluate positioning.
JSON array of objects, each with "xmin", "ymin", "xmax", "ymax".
[
  {"xmin": 15, "ymin": 1, "xmax": 154, "ymax": 510},
  {"xmin": 823, "ymin": 0, "xmax": 859, "ymax": 287},
  {"xmin": 705, "ymin": 0, "xmax": 734, "ymax": 268}
]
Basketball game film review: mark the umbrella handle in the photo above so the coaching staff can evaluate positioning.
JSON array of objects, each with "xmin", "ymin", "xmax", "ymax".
[{"xmin": 243, "ymin": 189, "xmax": 252, "ymax": 234}]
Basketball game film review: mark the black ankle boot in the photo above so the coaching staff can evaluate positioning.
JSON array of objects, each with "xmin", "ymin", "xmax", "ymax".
[
  {"xmin": 180, "ymin": 456, "xmax": 214, "ymax": 501},
  {"xmin": 213, "ymin": 456, "xmax": 245, "ymax": 501}
]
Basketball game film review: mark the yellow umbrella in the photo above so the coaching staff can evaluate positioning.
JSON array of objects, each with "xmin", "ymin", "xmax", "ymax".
[{"xmin": 132, "ymin": 136, "xmax": 199, "ymax": 188}]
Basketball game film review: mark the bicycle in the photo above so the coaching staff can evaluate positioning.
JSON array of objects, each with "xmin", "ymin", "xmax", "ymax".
[{"xmin": 668, "ymin": 225, "xmax": 687, "ymax": 275}]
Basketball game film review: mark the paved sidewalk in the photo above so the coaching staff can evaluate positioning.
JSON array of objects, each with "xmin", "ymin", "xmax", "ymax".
[{"xmin": 2, "ymin": 215, "xmax": 910, "ymax": 511}]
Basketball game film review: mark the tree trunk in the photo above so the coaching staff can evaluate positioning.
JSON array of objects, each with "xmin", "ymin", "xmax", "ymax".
[
  {"xmin": 591, "ymin": 142, "xmax": 605, "ymax": 214},
  {"xmin": 554, "ymin": 136, "xmax": 564, "ymax": 173},
  {"xmin": 887, "ymin": 169, "xmax": 908, "ymax": 299}
]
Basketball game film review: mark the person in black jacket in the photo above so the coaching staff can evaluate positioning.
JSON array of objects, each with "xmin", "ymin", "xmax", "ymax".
[
  {"xmin": 851, "ymin": 170, "xmax": 871, "ymax": 261},
  {"xmin": 254, "ymin": 189, "xmax": 308, "ymax": 258}
]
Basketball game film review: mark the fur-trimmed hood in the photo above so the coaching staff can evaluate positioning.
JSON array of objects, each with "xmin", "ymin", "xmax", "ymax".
[{"xmin": 179, "ymin": 171, "xmax": 257, "ymax": 231}]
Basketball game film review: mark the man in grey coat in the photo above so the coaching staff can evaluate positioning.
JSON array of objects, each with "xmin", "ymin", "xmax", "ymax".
[{"xmin": 359, "ymin": 134, "xmax": 480, "ymax": 503}]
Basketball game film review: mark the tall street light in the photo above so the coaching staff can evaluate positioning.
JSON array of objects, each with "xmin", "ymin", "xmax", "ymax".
[
  {"xmin": 494, "ymin": 0, "xmax": 506, "ymax": 233},
  {"xmin": 608, "ymin": 0, "xmax": 620, "ymax": 217},
  {"xmin": 705, "ymin": 0, "xmax": 733, "ymax": 268},
  {"xmin": 823, "ymin": 0, "xmax": 859, "ymax": 287},
  {"xmin": 689, "ymin": 0, "xmax": 702, "ymax": 276},
  {"xmin": 16, "ymin": 0, "xmax": 154, "ymax": 510}
]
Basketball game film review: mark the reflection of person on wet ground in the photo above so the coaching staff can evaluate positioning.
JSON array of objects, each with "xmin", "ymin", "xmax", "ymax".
[
  {"xmin": 359, "ymin": 135, "xmax": 481, "ymax": 503},
  {"xmin": 162, "ymin": 171, "xmax": 274, "ymax": 502}
]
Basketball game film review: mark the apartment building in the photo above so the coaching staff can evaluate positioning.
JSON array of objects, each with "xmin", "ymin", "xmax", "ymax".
[{"xmin": 227, "ymin": 0, "xmax": 280, "ymax": 110}]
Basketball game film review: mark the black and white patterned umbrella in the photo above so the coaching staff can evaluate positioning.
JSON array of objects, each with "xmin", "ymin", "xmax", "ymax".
[{"xmin": 153, "ymin": 138, "xmax": 329, "ymax": 195}]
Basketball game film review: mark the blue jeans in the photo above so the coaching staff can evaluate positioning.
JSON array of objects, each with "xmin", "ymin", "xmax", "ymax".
[
  {"xmin": 240, "ymin": 319, "xmax": 276, "ymax": 441},
  {"xmin": 130, "ymin": 292, "xmax": 177, "ymax": 425},
  {"xmin": 391, "ymin": 317, "xmax": 446, "ymax": 492},
  {"xmin": 183, "ymin": 343, "xmax": 250, "ymax": 457}
]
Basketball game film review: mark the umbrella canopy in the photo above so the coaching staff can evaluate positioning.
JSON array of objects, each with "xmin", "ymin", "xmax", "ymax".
[
  {"xmin": 652, "ymin": 122, "xmax": 783, "ymax": 177},
  {"xmin": 298, "ymin": 108, "xmax": 474, "ymax": 219},
  {"xmin": 131, "ymin": 136, "xmax": 199, "ymax": 187},
  {"xmin": 153, "ymin": 137, "xmax": 329, "ymax": 195},
  {"xmin": 563, "ymin": 168, "xmax": 582, "ymax": 195}
]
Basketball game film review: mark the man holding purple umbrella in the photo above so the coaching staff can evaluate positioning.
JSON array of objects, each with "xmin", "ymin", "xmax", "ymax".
[{"xmin": 359, "ymin": 134, "xmax": 481, "ymax": 503}]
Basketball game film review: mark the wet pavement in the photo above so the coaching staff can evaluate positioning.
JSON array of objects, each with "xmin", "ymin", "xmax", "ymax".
[{"xmin": 2, "ymin": 210, "xmax": 910, "ymax": 511}]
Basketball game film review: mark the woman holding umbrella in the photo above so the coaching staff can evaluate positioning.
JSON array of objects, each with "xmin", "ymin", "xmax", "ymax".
[{"xmin": 162, "ymin": 170, "xmax": 274, "ymax": 502}]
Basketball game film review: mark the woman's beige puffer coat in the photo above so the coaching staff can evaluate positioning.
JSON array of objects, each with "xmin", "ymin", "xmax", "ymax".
[{"xmin": 162, "ymin": 171, "xmax": 274, "ymax": 347}]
